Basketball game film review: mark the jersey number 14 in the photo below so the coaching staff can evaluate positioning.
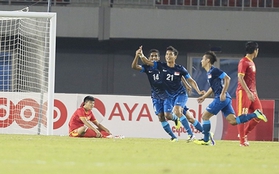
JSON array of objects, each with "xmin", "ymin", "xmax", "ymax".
[{"xmin": 153, "ymin": 74, "xmax": 159, "ymax": 81}]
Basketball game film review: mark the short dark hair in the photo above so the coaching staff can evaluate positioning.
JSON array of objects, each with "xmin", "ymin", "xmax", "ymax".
[
  {"xmin": 83, "ymin": 96, "xmax": 95, "ymax": 103},
  {"xmin": 204, "ymin": 51, "xmax": 217, "ymax": 64},
  {"xmin": 245, "ymin": 41, "xmax": 258, "ymax": 54},
  {"xmin": 166, "ymin": 46, "xmax": 178, "ymax": 56},
  {"xmin": 149, "ymin": 49, "xmax": 160, "ymax": 56}
]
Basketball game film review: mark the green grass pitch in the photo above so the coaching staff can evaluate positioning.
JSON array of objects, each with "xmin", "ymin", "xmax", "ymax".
[{"xmin": 0, "ymin": 134, "xmax": 278, "ymax": 174}]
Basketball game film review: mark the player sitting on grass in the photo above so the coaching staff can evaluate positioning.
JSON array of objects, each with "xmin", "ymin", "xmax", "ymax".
[
  {"xmin": 68, "ymin": 96, "xmax": 112, "ymax": 138},
  {"xmin": 194, "ymin": 51, "xmax": 267, "ymax": 146}
]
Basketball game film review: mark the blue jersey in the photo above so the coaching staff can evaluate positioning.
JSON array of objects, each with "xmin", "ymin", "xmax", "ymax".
[
  {"xmin": 141, "ymin": 64, "xmax": 167, "ymax": 100},
  {"xmin": 207, "ymin": 66, "xmax": 231, "ymax": 98},
  {"xmin": 154, "ymin": 62, "xmax": 190, "ymax": 97}
]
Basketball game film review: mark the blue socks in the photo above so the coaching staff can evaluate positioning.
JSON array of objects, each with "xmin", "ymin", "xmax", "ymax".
[
  {"xmin": 202, "ymin": 120, "xmax": 211, "ymax": 142},
  {"xmin": 179, "ymin": 115, "xmax": 193, "ymax": 136},
  {"xmin": 172, "ymin": 114, "xmax": 178, "ymax": 121},
  {"xmin": 236, "ymin": 113, "xmax": 257, "ymax": 124},
  {"xmin": 193, "ymin": 119, "xmax": 203, "ymax": 132},
  {"xmin": 161, "ymin": 121, "xmax": 176, "ymax": 139}
]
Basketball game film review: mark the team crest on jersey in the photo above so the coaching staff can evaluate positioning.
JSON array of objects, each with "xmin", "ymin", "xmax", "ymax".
[
  {"xmin": 174, "ymin": 71, "xmax": 180, "ymax": 76},
  {"xmin": 208, "ymin": 74, "xmax": 212, "ymax": 79}
]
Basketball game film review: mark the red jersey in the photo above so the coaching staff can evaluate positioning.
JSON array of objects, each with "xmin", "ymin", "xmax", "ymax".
[
  {"xmin": 68, "ymin": 107, "xmax": 96, "ymax": 132},
  {"xmin": 236, "ymin": 57, "xmax": 257, "ymax": 92}
]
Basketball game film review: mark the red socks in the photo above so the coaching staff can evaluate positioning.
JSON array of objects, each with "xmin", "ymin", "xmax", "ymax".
[{"xmin": 244, "ymin": 118, "xmax": 260, "ymax": 135}]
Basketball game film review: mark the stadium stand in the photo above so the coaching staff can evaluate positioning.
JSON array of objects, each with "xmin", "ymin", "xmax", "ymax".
[
  {"xmin": 0, "ymin": 0, "xmax": 70, "ymax": 5},
  {"xmin": 155, "ymin": 0, "xmax": 278, "ymax": 8},
  {"xmin": 0, "ymin": 0, "xmax": 277, "ymax": 9}
]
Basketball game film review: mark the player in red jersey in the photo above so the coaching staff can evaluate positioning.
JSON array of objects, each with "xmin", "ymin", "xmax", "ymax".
[
  {"xmin": 236, "ymin": 41, "xmax": 267, "ymax": 146},
  {"xmin": 68, "ymin": 96, "xmax": 112, "ymax": 138}
]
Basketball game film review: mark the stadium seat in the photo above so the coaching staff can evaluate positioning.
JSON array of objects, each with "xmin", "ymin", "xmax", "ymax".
[
  {"xmin": 163, "ymin": 0, "xmax": 169, "ymax": 5},
  {"xmin": 184, "ymin": 0, "xmax": 190, "ymax": 5},
  {"xmin": 251, "ymin": 0, "xmax": 259, "ymax": 7},
  {"xmin": 207, "ymin": 0, "xmax": 214, "ymax": 6}
]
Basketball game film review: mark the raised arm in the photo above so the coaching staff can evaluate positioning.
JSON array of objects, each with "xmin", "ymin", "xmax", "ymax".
[
  {"xmin": 137, "ymin": 46, "xmax": 154, "ymax": 66},
  {"xmin": 131, "ymin": 47, "xmax": 143, "ymax": 71}
]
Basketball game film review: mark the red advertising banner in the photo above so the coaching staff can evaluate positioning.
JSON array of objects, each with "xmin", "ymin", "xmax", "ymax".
[{"xmin": 221, "ymin": 99, "xmax": 275, "ymax": 141}]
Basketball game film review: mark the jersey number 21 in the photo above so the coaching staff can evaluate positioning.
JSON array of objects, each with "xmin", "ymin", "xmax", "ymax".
[{"xmin": 166, "ymin": 74, "xmax": 174, "ymax": 81}]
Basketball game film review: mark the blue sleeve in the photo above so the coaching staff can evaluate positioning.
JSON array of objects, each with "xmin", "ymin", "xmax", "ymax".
[
  {"xmin": 212, "ymin": 67, "xmax": 224, "ymax": 79},
  {"xmin": 140, "ymin": 65, "xmax": 145, "ymax": 73},
  {"xmin": 184, "ymin": 74, "xmax": 191, "ymax": 79},
  {"xmin": 219, "ymin": 72, "xmax": 227, "ymax": 79},
  {"xmin": 182, "ymin": 66, "xmax": 190, "ymax": 79},
  {"xmin": 153, "ymin": 61, "xmax": 158, "ymax": 69}
]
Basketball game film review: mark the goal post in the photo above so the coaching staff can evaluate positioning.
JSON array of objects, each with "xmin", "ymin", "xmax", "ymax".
[{"xmin": 0, "ymin": 11, "xmax": 56, "ymax": 135}]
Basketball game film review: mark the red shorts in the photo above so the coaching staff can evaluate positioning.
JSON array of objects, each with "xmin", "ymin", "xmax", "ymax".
[
  {"xmin": 236, "ymin": 90, "xmax": 262, "ymax": 115},
  {"xmin": 69, "ymin": 127, "xmax": 110, "ymax": 138}
]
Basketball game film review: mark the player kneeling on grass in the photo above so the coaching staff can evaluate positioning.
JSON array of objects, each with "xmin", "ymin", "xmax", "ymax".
[
  {"xmin": 194, "ymin": 51, "xmax": 267, "ymax": 146},
  {"xmin": 68, "ymin": 96, "xmax": 112, "ymax": 138}
]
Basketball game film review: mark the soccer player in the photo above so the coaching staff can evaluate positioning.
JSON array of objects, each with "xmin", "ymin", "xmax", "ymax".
[
  {"xmin": 132, "ymin": 47, "xmax": 179, "ymax": 142},
  {"xmin": 139, "ymin": 46, "xmax": 204, "ymax": 142},
  {"xmin": 68, "ymin": 96, "xmax": 112, "ymax": 138},
  {"xmin": 236, "ymin": 41, "xmax": 267, "ymax": 146},
  {"xmin": 182, "ymin": 106, "xmax": 203, "ymax": 133},
  {"xmin": 181, "ymin": 76, "xmax": 204, "ymax": 134},
  {"xmin": 194, "ymin": 51, "xmax": 267, "ymax": 145}
]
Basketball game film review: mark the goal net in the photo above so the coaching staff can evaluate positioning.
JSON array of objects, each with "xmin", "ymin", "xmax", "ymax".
[{"xmin": 0, "ymin": 11, "xmax": 56, "ymax": 135}]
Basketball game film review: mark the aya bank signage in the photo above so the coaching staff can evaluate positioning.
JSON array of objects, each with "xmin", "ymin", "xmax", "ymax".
[{"xmin": 0, "ymin": 93, "xmax": 273, "ymax": 140}]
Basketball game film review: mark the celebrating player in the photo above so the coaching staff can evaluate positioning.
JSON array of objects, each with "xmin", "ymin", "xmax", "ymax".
[
  {"xmin": 236, "ymin": 41, "xmax": 267, "ymax": 146},
  {"xmin": 194, "ymin": 51, "xmax": 267, "ymax": 146},
  {"xmin": 181, "ymin": 77, "xmax": 204, "ymax": 134},
  {"xmin": 68, "ymin": 96, "xmax": 112, "ymax": 138},
  {"xmin": 132, "ymin": 47, "xmax": 179, "ymax": 142},
  {"xmin": 139, "ymin": 46, "xmax": 204, "ymax": 142}
]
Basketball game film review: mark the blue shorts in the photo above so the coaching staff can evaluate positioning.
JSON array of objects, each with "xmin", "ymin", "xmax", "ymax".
[
  {"xmin": 164, "ymin": 93, "xmax": 187, "ymax": 113},
  {"xmin": 206, "ymin": 97, "xmax": 235, "ymax": 117},
  {"xmin": 152, "ymin": 98, "xmax": 164, "ymax": 115},
  {"xmin": 173, "ymin": 94, "xmax": 187, "ymax": 107},
  {"xmin": 164, "ymin": 98, "xmax": 173, "ymax": 113}
]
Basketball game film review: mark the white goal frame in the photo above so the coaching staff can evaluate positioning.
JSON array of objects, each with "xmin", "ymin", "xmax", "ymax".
[{"xmin": 0, "ymin": 11, "xmax": 56, "ymax": 135}]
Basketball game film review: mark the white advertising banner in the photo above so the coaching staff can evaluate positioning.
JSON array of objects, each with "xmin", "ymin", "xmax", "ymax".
[{"xmin": 0, "ymin": 93, "xmax": 224, "ymax": 140}]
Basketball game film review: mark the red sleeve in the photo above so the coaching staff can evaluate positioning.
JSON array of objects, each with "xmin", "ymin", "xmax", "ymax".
[
  {"xmin": 238, "ymin": 59, "xmax": 248, "ymax": 75},
  {"xmin": 76, "ymin": 108, "xmax": 84, "ymax": 118}
]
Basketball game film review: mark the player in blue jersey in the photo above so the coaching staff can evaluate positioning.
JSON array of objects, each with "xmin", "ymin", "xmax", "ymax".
[
  {"xmin": 132, "ymin": 46, "xmax": 179, "ymax": 142},
  {"xmin": 139, "ymin": 46, "xmax": 204, "ymax": 142},
  {"xmin": 181, "ymin": 77, "xmax": 204, "ymax": 135},
  {"xmin": 194, "ymin": 51, "xmax": 268, "ymax": 145}
]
